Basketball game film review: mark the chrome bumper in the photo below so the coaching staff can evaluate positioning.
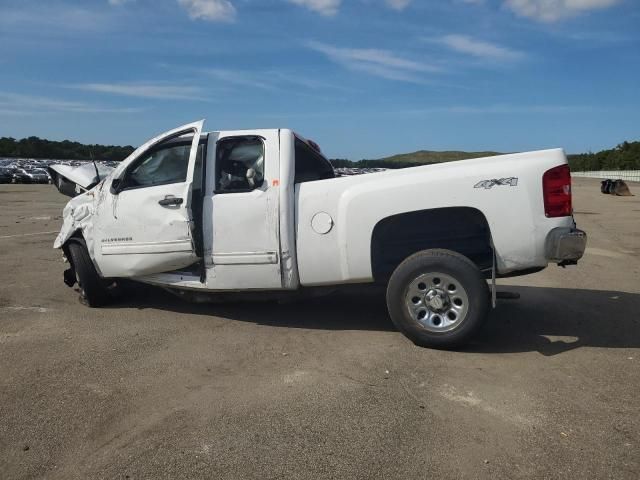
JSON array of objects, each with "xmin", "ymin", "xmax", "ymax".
[{"xmin": 545, "ymin": 227, "xmax": 587, "ymax": 264}]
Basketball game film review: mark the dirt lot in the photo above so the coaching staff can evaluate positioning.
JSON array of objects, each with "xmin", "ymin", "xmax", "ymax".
[{"xmin": 1, "ymin": 178, "xmax": 638, "ymax": 479}]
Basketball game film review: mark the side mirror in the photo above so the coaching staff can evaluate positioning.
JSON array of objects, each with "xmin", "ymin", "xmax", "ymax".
[{"xmin": 110, "ymin": 178, "xmax": 122, "ymax": 195}]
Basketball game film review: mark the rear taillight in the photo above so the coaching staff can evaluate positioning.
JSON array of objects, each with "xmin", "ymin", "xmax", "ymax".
[{"xmin": 543, "ymin": 164, "xmax": 572, "ymax": 217}]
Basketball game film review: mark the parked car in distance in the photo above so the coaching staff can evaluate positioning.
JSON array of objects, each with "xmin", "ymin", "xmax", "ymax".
[
  {"xmin": 13, "ymin": 168, "xmax": 50, "ymax": 184},
  {"xmin": 0, "ymin": 167, "xmax": 14, "ymax": 183}
]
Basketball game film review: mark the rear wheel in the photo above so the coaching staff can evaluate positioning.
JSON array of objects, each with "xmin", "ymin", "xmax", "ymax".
[
  {"xmin": 67, "ymin": 242, "xmax": 111, "ymax": 307},
  {"xmin": 386, "ymin": 249, "xmax": 489, "ymax": 348}
]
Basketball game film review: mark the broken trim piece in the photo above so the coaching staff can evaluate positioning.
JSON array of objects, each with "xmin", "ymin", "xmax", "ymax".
[
  {"xmin": 212, "ymin": 252, "xmax": 279, "ymax": 265},
  {"xmin": 101, "ymin": 239, "xmax": 194, "ymax": 255}
]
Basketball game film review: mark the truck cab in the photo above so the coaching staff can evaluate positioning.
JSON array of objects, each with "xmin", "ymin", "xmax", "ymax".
[{"xmin": 56, "ymin": 120, "xmax": 335, "ymax": 293}]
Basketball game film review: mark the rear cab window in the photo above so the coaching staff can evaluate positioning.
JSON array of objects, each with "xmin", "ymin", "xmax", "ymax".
[{"xmin": 294, "ymin": 137, "xmax": 335, "ymax": 184}]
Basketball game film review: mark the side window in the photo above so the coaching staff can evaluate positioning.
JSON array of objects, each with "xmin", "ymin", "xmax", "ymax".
[
  {"xmin": 215, "ymin": 137, "xmax": 264, "ymax": 193},
  {"xmin": 294, "ymin": 138, "xmax": 335, "ymax": 184},
  {"xmin": 124, "ymin": 143, "xmax": 190, "ymax": 189},
  {"xmin": 121, "ymin": 140, "xmax": 205, "ymax": 191}
]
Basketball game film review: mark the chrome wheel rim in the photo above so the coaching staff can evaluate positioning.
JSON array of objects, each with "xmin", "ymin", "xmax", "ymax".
[{"xmin": 404, "ymin": 272, "xmax": 469, "ymax": 333}]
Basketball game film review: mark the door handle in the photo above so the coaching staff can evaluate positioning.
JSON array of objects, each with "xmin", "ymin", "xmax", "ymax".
[{"xmin": 158, "ymin": 196, "xmax": 183, "ymax": 206}]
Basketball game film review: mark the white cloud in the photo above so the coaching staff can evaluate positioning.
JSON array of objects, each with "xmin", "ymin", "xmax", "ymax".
[
  {"xmin": 0, "ymin": 92, "xmax": 141, "ymax": 114},
  {"xmin": 0, "ymin": 5, "xmax": 106, "ymax": 32},
  {"xmin": 198, "ymin": 67, "xmax": 351, "ymax": 93},
  {"xmin": 108, "ymin": 0, "xmax": 132, "ymax": 5},
  {"xmin": 307, "ymin": 41, "xmax": 442, "ymax": 83},
  {"xmin": 439, "ymin": 34, "xmax": 524, "ymax": 61},
  {"xmin": 177, "ymin": 0, "xmax": 236, "ymax": 22},
  {"xmin": 288, "ymin": 0, "xmax": 341, "ymax": 16},
  {"xmin": 505, "ymin": 0, "xmax": 621, "ymax": 22},
  {"xmin": 267, "ymin": 71, "xmax": 352, "ymax": 91},
  {"xmin": 385, "ymin": 0, "xmax": 412, "ymax": 10},
  {"xmin": 71, "ymin": 83, "xmax": 208, "ymax": 101}
]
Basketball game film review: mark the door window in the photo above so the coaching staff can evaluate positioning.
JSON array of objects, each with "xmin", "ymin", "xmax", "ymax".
[
  {"xmin": 125, "ymin": 144, "xmax": 190, "ymax": 188},
  {"xmin": 215, "ymin": 137, "xmax": 265, "ymax": 193},
  {"xmin": 119, "ymin": 140, "xmax": 205, "ymax": 191}
]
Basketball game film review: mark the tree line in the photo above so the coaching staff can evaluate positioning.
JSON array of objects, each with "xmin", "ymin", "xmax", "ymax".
[
  {"xmin": 566, "ymin": 141, "xmax": 640, "ymax": 171},
  {"xmin": 333, "ymin": 141, "xmax": 639, "ymax": 171},
  {"xmin": 1, "ymin": 135, "xmax": 638, "ymax": 171},
  {"xmin": 0, "ymin": 136, "xmax": 135, "ymax": 162},
  {"xmin": 330, "ymin": 158, "xmax": 428, "ymax": 169}
]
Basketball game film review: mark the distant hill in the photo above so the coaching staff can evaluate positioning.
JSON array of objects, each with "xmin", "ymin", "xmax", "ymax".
[
  {"xmin": 333, "ymin": 142, "xmax": 640, "ymax": 170},
  {"xmin": 331, "ymin": 150, "xmax": 502, "ymax": 169},
  {"xmin": 378, "ymin": 150, "xmax": 501, "ymax": 165}
]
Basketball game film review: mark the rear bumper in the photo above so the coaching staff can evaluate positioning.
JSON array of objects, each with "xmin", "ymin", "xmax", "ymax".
[{"xmin": 545, "ymin": 227, "xmax": 587, "ymax": 263}]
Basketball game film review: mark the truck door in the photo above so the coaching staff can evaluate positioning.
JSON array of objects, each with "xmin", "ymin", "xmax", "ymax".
[
  {"xmin": 93, "ymin": 120, "xmax": 204, "ymax": 278},
  {"xmin": 206, "ymin": 130, "xmax": 282, "ymax": 289}
]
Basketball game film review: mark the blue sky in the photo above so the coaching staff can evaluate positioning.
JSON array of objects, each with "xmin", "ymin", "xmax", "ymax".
[{"xmin": 0, "ymin": 0, "xmax": 638, "ymax": 159}]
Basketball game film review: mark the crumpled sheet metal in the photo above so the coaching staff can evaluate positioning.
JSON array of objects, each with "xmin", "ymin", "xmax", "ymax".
[
  {"xmin": 53, "ymin": 187, "xmax": 98, "ymax": 262},
  {"xmin": 53, "ymin": 120, "xmax": 205, "ymax": 276},
  {"xmin": 49, "ymin": 163, "xmax": 115, "ymax": 191}
]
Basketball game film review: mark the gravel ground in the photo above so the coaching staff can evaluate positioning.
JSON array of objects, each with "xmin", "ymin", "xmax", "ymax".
[{"xmin": 0, "ymin": 178, "xmax": 638, "ymax": 479}]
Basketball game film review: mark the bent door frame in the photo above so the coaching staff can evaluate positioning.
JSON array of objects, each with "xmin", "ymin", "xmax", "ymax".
[{"xmin": 92, "ymin": 120, "xmax": 204, "ymax": 278}]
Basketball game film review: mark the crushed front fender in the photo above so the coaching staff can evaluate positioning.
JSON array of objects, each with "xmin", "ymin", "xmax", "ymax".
[{"xmin": 53, "ymin": 188, "xmax": 100, "ymax": 271}]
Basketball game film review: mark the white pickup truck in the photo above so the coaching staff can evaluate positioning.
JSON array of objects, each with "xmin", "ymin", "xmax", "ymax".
[{"xmin": 53, "ymin": 120, "xmax": 587, "ymax": 348}]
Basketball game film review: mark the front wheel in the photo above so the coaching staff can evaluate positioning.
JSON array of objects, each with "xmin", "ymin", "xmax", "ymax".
[
  {"xmin": 386, "ymin": 249, "xmax": 489, "ymax": 348},
  {"xmin": 67, "ymin": 242, "xmax": 111, "ymax": 307}
]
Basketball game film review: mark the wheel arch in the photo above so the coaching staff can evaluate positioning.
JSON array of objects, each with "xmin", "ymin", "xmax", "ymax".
[
  {"xmin": 371, "ymin": 207, "xmax": 493, "ymax": 283},
  {"xmin": 61, "ymin": 230, "xmax": 86, "ymax": 263}
]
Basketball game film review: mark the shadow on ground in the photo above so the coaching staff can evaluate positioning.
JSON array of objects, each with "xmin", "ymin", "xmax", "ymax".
[
  {"xmin": 111, "ymin": 283, "xmax": 396, "ymax": 332},
  {"xmin": 470, "ymin": 285, "xmax": 640, "ymax": 355},
  {"xmin": 107, "ymin": 283, "xmax": 640, "ymax": 355}
]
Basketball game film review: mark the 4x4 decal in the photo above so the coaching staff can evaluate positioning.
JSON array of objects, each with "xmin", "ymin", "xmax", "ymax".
[{"xmin": 474, "ymin": 177, "xmax": 518, "ymax": 189}]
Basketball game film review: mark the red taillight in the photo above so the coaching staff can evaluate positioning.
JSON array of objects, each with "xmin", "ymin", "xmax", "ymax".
[{"xmin": 543, "ymin": 164, "xmax": 572, "ymax": 217}]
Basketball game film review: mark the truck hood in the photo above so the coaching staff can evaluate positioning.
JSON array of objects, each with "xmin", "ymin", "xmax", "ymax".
[{"xmin": 49, "ymin": 163, "xmax": 115, "ymax": 197}]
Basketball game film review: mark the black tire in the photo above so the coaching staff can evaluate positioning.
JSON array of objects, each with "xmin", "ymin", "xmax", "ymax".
[
  {"xmin": 386, "ymin": 249, "xmax": 490, "ymax": 349},
  {"xmin": 67, "ymin": 242, "xmax": 111, "ymax": 307},
  {"xmin": 604, "ymin": 179, "xmax": 613, "ymax": 194}
]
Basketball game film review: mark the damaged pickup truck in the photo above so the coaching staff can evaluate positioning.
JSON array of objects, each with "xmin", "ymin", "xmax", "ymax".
[{"xmin": 53, "ymin": 120, "xmax": 587, "ymax": 348}]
